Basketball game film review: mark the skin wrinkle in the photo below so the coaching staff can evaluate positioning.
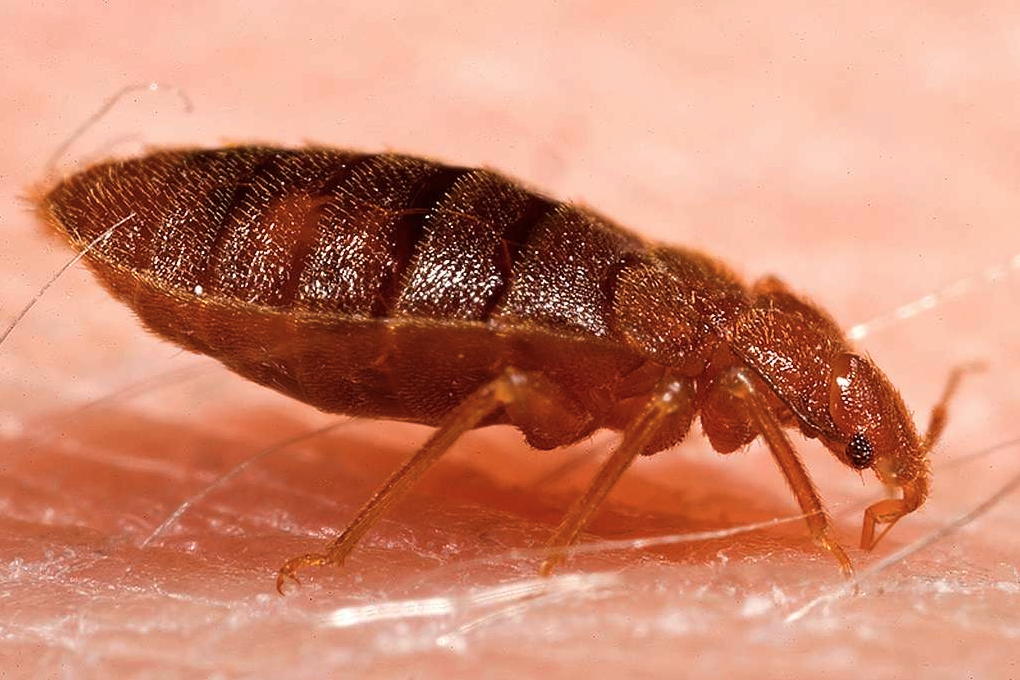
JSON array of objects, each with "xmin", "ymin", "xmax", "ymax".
[{"xmin": 4, "ymin": 3, "xmax": 1020, "ymax": 679}]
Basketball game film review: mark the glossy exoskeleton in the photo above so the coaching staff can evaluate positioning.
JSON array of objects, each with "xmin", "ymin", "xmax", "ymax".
[{"xmin": 39, "ymin": 147, "xmax": 963, "ymax": 590}]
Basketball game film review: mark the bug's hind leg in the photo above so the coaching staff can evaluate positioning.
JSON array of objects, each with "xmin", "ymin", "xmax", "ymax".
[
  {"xmin": 275, "ymin": 367, "xmax": 592, "ymax": 593},
  {"xmin": 540, "ymin": 375, "xmax": 694, "ymax": 575}
]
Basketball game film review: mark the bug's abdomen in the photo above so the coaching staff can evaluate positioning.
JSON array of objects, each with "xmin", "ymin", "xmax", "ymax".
[{"xmin": 44, "ymin": 147, "xmax": 644, "ymax": 337}]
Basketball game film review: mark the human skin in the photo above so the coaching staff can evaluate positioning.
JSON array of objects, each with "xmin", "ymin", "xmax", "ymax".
[{"xmin": 3, "ymin": 2, "xmax": 1020, "ymax": 679}]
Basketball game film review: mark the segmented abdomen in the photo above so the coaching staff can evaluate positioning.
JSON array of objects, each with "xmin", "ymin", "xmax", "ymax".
[{"xmin": 44, "ymin": 147, "xmax": 646, "ymax": 337}]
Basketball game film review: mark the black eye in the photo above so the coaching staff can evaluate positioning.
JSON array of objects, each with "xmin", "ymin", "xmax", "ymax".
[{"xmin": 846, "ymin": 433, "xmax": 874, "ymax": 469}]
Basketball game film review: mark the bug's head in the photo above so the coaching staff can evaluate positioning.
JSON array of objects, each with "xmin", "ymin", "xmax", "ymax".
[
  {"xmin": 826, "ymin": 352, "xmax": 921, "ymax": 482},
  {"xmin": 728, "ymin": 277, "xmax": 964, "ymax": 553},
  {"xmin": 824, "ymin": 351, "xmax": 932, "ymax": 551}
]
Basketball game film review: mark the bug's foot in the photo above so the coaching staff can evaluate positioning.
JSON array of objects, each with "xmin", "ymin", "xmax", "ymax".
[
  {"xmin": 538, "ymin": 550, "xmax": 567, "ymax": 576},
  {"xmin": 275, "ymin": 552, "xmax": 333, "ymax": 595},
  {"xmin": 814, "ymin": 531, "xmax": 855, "ymax": 579}
]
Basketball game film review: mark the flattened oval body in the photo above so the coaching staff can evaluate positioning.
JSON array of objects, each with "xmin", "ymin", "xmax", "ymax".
[
  {"xmin": 41, "ymin": 147, "xmax": 750, "ymax": 442},
  {"xmin": 39, "ymin": 144, "xmax": 959, "ymax": 583}
]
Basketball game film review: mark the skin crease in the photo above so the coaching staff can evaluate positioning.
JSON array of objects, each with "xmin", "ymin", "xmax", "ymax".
[{"xmin": 3, "ymin": 2, "xmax": 1020, "ymax": 678}]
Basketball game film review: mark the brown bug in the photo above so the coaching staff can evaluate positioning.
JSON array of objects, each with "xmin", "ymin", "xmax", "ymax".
[{"xmin": 37, "ymin": 146, "xmax": 965, "ymax": 591}]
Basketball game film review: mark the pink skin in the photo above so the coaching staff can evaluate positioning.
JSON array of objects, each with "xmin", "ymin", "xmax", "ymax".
[{"xmin": 4, "ymin": 3, "xmax": 1020, "ymax": 678}]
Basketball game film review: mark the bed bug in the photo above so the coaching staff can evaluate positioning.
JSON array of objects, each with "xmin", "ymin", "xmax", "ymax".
[{"xmin": 37, "ymin": 145, "xmax": 965, "ymax": 592}]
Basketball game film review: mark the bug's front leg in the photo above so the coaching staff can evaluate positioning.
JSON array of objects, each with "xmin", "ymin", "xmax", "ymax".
[{"xmin": 722, "ymin": 367, "xmax": 855, "ymax": 577}]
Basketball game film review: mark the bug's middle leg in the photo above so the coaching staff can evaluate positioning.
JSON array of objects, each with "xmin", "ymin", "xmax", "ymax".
[
  {"xmin": 540, "ymin": 375, "xmax": 695, "ymax": 575},
  {"xmin": 275, "ymin": 366, "xmax": 593, "ymax": 593}
]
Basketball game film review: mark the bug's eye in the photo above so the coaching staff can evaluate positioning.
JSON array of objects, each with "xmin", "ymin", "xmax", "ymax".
[{"xmin": 846, "ymin": 432, "xmax": 874, "ymax": 469}]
